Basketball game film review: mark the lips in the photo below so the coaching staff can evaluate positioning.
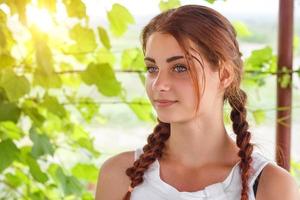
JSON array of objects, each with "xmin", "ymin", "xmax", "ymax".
[
  {"xmin": 155, "ymin": 100, "xmax": 177, "ymax": 103},
  {"xmin": 154, "ymin": 100, "xmax": 178, "ymax": 107}
]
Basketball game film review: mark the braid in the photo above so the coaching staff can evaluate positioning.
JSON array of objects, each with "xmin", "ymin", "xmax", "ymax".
[
  {"xmin": 132, "ymin": 5, "xmax": 256, "ymax": 200},
  {"xmin": 228, "ymin": 88, "xmax": 254, "ymax": 200},
  {"xmin": 123, "ymin": 119, "xmax": 170, "ymax": 200}
]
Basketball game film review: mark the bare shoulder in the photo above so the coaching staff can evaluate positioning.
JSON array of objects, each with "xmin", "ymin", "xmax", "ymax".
[
  {"xmin": 256, "ymin": 163, "xmax": 300, "ymax": 200},
  {"xmin": 95, "ymin": 150, "xmax": 135, "ymax": 200}
]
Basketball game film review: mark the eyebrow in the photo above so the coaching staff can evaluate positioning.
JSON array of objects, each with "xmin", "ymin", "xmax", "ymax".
[{"xmin": 144, "ymin": 55, "xmax": 184, "ymax": 63}]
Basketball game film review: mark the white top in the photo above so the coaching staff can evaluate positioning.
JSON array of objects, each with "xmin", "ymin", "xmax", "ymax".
[{"xmin": 131, "ymin": 147, "xmax": 277, "ymax": 200}]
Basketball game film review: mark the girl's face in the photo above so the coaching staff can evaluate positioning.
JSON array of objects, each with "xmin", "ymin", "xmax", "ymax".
[{"xmin": 144, "ymin": 32, "xmax": 223, "ymax": 123}]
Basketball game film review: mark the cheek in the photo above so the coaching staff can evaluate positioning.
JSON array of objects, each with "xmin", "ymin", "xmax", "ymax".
[
  {"xmin": 145, "ymin": 79, "xmax": 153, "ymax": 99},
  {"xmin": 178, "ymin": 82, "xmax": 197, "ymax": 104},
  {"xmin": 188, "ymin": 88, "xmax": 198, "ymax": 108},
  {"xmin": 182, "ymin": 80, "xmax": 203, "ymax": 111}
]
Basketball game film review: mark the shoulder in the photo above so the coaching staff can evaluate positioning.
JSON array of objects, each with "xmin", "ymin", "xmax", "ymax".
[
  {"xmin": 95, "ymin": 150, "xmax": 135, "ymax": 200},
  {"xmin": 102, "ymin": 150, "xmax": 135, "ymax": 169},
  {"xmin": 256, "ymin": 163, "xmax": 300, "ymax": 200}
]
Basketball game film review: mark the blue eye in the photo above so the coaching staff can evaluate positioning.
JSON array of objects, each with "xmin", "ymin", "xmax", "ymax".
[
  {"xmin": 145, "ymin": 66, "xmax": 158, "ymax": 73},
  {"xmin": 145, "ymin": 64, "xmax": 188, "ymax": 74},
  {"xmin": 173, "ymin": 64, "xmax": 188, "ymax": 73}
]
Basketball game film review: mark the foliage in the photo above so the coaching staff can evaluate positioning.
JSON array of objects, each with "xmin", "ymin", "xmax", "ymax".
[
  {"xmin": 0, "ymin": 0, "xmax": 299, "ymax": 199},
  {"xmin": 291, "ymin": 160, "xmax": 300, "ymax": 187},
  {"xmin": 0, "ymin": 0, "xmax": 138, "ymax": 199}
]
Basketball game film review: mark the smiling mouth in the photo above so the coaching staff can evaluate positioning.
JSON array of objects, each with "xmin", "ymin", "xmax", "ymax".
[{"xmin": 154, "ymin": 100, "xmax": 178, "ymax": 107}]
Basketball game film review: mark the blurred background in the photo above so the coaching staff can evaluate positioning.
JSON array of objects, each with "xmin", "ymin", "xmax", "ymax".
[{"xmin": 0, "ymin": 0, "xmax": 299, "ymax": 199}]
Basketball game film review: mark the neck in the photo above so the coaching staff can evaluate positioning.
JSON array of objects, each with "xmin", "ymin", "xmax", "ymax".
[{"xmin": 162, "ymin": 111, "xmax": 239, "ymax": 168}]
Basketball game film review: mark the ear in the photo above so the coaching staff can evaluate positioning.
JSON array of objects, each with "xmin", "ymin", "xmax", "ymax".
[{"xmin": 218, "ymin": 65, "xmax": 234, "ymax": 89}]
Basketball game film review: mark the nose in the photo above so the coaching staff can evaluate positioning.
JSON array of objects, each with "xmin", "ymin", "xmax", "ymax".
[{"xmin": 152, "ymin": 69, "xmax": 171, "ymax": 92}]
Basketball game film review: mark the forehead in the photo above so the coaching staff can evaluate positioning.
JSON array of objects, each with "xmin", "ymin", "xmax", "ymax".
[
  {"xmin": 144, "ymin": 32, "xmax": 217, "ymax": 76},
  {"xmin": 144, "ymin": 32, "xmax": 204, "ymax": 64},
  {"xmin": 145, "ymin": 32, "xmax": 185, "ymax": 58}
]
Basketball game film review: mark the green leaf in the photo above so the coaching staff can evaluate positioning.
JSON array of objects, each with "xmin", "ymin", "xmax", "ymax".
[
  {"xmin": 60, "ymin": 62, "xmax": 73, "ymax": 71},
  {"xmin": 29, "ymin": 127, "xmax": 54, "ymax": 158},
  {"xmin": 4, "ymin": 168, "xmax": 29, "ymax": 188},
  {"xmin": 98, "ymin": 26, "xmax": 111, "ymax": 49},
  {"xmin": 243, "ymin": 46, "xmax": 277, "ymax": 87},
  {"xmin": 245, "ymin": 46, "xmax": 276, "ymax": 71},
  {"xmin": 0, "ymin": 9, "xmax": 7, "ymax": 22},
  {"xmin": 41, "ymin": 94, "xmax": 66, "ymax": 118},
  {"xmin": 0, "ymin": 121, "xmax": 23, "ymax": 140},
  {"xmin": 48, "ymin": 164, "xmax": 82, "ymax": 196},
  {"xmin": 77, "ymin": 137, "xmax": 100, "ymax": 157},
  {"xmin": 42, "ymin": 112, "xmax": 64, "ymax": 134},
  {"xmin": 19, "ymin": 145, "xmax": 31, "ymax": 163},
  {"xmin": 0, "ymin": 53, "xmax": 16, "ymax": 68},
  {"xmin": 205, "ymin": 0, "xmax": 217, "ymax": 3},
  {"xmin": 0, "ymin": 139, "xmax": 20, "ymax": 173},
  {"xmin": 34, "ymin": 69, "xmax": 62, "ymax": 88},
  {"xmin": 293, "ymin": 35, "xmax": 299, "ymax": 50},
  {"xmin": 5, "ymin": 0, "xmax": 28, "ymax": 24},
  {"xmin": 69, "ymin": 24, "xmax": 97, "ymax": 53},
  {"xmin": 71, "ymin": 163, "xmax": 98, "ymax": 183},
  {"xmin": 243, "ymin": 74, "xmax": 266, "ymax": 87},
  {"xmin": 33, "ymin": 30, "xmax": 53, "ymax": 73},
  {"xmin": 223, "ymin": 111, "xmax": 231, "ymax": 125},
  {"xmin": 0, "ymin": 102, "xmax": 21, "ymax": 123},
  {"xmin": 82, "ymin": 192, "xmax": 94, "ymax": 200},
  {"xmin": 121, "ymin": 48, "xmax": 145, "ymax": 71},
  {"xmin": 159, "ymin": 0, "xmax": 181, "ymax": 11},
  {"xmin": 71, "ymin": 124, "xmax": 89, "ymax": 141},
  {"xmin": 22, "ymin": 100, "xmax": 46, "ymax": 127},
  {"xmin": 0, "ymin": 69, "xmax": 30, "ymax": 101},
  {"xmin": 29, "ymin": 191, "xmax": 46, "ymax": 200},
  {"xmin": 81, "ymin": 63, "xmax": 122, "ymax": 97},
  {"xmin": 38, "ymin": 0, "xmax": 57, "ymax": 12},
  {"xmin": 0, "ymin": 23, "xmax": 15, "ymax": 51},
  {"xmin": 63, "ymin": 0, "xmax": 86, "ymax": 18},
  {"xmin": 5, "ymin": 172, "xmax": 23, "ymax": 188},
  {"xmin": 60, "ymin": 71, "xmax": 82, "ymax": 87},
  {"xmin": 32, "ymin": 27, "xmax": 62, "ymax": 88},
  {"xmin": 252, "ymin": 109, "xmax": 266, "ymax": 125},
  {"xmin": 291, "ymin": 160, "xmax": 300, "ymax": 180},
  {"xmin": 205, "ymin": 0, "xmax": 225, "ymax": 3},
  {"xmin": 69, "ymin": 125, "xmax": 100, "ymax": 157},
  {"xmin": 94, "ymin": 48, "xmax": 116, "ymax": 66},
  {"xmin": 138, "ymin": 73, "xmax": 146, "ymax": 86},
  {"xmin": 63, "ymin": 175, "xmax": 83, "ymax": 196},
  {"xmin": 26, "ymin": 154, "xmax": 48, "ymax": 183},
  {"xmin": 232, "ymin": 21, "xmax": 252, "ymax": 38},
  {"xmin": 107, "ymin": 3, "xmax": 135, "ymax": 37},
  {"xmin": 128, "ymin": 97, "xmax": 155, "ymax": 122},
  {"xmin": 48, "ymin": 163, "xmax": 60, "ymax": 179},
  {"xmin": 0, "ymin": 87, "xmax": 8, "ymax": 101},
  {"xmin": 278, "ymin": 67, "xmax": 291, "ymax": 88},
  {"xmin": 12, "ymin": 168, "xmax": 30, "ymax": 185},
  {"xmin": 42, "ymin": 184, "xmax": 61, "ymax": 199},
  {"xmin": 75, "ymin": 97, "xmax": 99, "ymax": 123}
]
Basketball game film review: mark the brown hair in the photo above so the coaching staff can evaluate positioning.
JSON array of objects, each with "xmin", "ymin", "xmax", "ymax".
[{"xmin": 124, "ymin": 5, "xmax": 254, "ymax": 200}]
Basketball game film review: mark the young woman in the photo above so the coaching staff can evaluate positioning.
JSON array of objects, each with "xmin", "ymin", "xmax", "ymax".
[{"xmin": 95, "ymin": 4, "xmax": 300, "ymax": 200}]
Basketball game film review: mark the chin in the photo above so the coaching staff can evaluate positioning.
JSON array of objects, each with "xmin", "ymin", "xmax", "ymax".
[
  {"xmin": 157, "ymin": 115, "xmax": 181, "ymax": 124},
  {"xmin": 157, "ymin": 113, "xmax": 196, "ymax": 124},
  {"xmin": 156, "ymin": 115, "xmax": 172, "ymax": 123},
  {"xmin": 158, "ymin": 119, "xmax": 171, "ymax": 123}
]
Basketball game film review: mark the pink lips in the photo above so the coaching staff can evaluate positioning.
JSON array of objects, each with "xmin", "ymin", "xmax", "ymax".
[{"xmin": 154, "ymin": 100, "xmax": 178, "ymax": 107}]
